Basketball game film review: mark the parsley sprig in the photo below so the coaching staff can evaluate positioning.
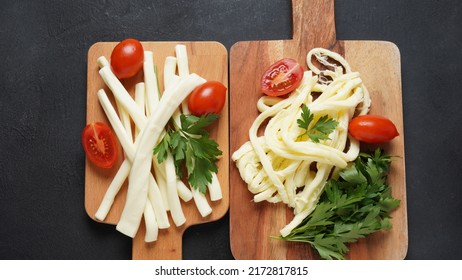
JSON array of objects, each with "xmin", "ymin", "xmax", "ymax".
[
  {"xmin": 154, "ymin": 114, "xmax": 222, "ymax": 194},
  {"xmin": 297, "ymin": 104, "xmax": 338, "ymax": 143},
  {"xmin": 278, "ymin": 149, "xmax": 400, "ymax": 260}
]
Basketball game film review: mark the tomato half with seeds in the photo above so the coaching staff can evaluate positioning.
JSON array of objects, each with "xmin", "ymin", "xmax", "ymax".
[
  {"xmin": 348, "ymin": 115, "xmax": 399, "ymax": 144},
  {"xmin": 260, "ymin": 58, "xmax": 304, "ymax": 96},
  {"xmin": 110, "ymin": 38, "xmax": 144, "ymax": 79},
  {"xmin": 82, "ymin": 122, "xmax": 118, "ymax": 168},
  {"xmin": 188, "ymin": 81, "xmax": 227, "ymax": 116}
]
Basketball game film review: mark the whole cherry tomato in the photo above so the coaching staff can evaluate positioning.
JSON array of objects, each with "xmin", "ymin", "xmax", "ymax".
[
  {"xmin": 82, "ymin": 122, "xmax": 118, "ymax": 168},
  {"xmin": 188, "ymin": 81, "xmax": 227, "ymax": 116},
  {"xmin": 110, "ymin": 38, "xmax": 144, "ymax": 79},
  {"xmin": 348, "ymin": 115, "xmax": 399, "ymax": 144},
  {"xmin": 260, "ymin": 58, "xmax": 304, "ymax": 96}
]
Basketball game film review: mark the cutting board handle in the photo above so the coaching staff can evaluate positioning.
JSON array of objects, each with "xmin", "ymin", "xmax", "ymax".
[{"xmin": 291, "ymin": 0, "xmax": 337, "ymax": 49}]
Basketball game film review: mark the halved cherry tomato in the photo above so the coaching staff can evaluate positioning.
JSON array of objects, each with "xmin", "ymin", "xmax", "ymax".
[
  {"xmin": 260, "ymin": 58, "xmax": 304, "ymax": 96},
  {"xmin": 82, "ymin": 122, "xmax": 118, "ymax": 168},
  {"xmin": 110, "ymin": 38, "xmax": 144, "ymax": 79},
  {"xmin": 188, "ymin": 81, "xmax": 227, "ymax": 116},
  {"xmin": 348, "ymin": 115, "xmax": 399, "ymax": 144}
]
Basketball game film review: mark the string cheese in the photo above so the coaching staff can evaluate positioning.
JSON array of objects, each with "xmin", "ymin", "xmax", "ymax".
[{"xmin": 232, "ymin": 48, "xmax": 371, "ymax": 236}]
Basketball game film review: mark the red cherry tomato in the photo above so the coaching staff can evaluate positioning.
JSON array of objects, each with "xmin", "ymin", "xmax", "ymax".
[
  {"xmin": 260, "ymin": 58, "xmax": 304, "ymax": 96},
  {"xmin": 110, "ymin": 38, "xmax": 144, "ymax": 79},
  {"xmin": 82, "ymin": 122, "xmax": 118, "ymax": 168},
  {"xmin": 348, "ymin": 115, "xmax": 399, "ymax": 144},
  {"xmin": 188, "ymin": 81, "xmax": 227, "ymax": 116}
]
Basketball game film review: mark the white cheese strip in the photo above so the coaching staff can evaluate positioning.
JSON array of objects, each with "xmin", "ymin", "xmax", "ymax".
[
  {"xmin": 177, "ymin": 179, "xmax": 193, "ymax": 202},
  {"xmin": 99, "ymin": 66, "xmax": 146, "ymax": 129},
  {"xmin": 144, "ymin": 51, "xmax": 160, "ymax": 116},
  {"xmin": 143, "ymin": 199, "xmax": 158, "ymax": 242},
  {"xmin": 147, "ymin": 175, "xmax": 170, "ymax": 229},
  {"xmin": 175, "ymin": 44, "xmax": 191, "ymax": 115},
  {"xmin": 207, "ymin": 172, "xmax": 222, "ymax": 201},
  {"xmin": 164, "ymin": 56, "xmax": 178, "ymax": 91},
  {"xmin": 134, "ymin": 82, "xmax": 146, "ymax": 125},
  {"xmin": 134, "ymin": 81, "xmax": 167, "ymax": 236},
  {"xmin": 165, "ymin": 154, "xmax": 186, "ymax": 226},
  {"xmin": 175, "ymin": 44, "xmax": 190, "ymax": 78},
  {"xmin": 97, "ymin": 56, "xmax": 110, "ymax": 68},
  {"xmin": 152, "ymin": 160, "xmax": 170, "ymax": 211},
  {"xmin": 94, "ymin": 159, "xmax": 131, "ymax": 221},
  {"xmin": 97, "ymin": 89, "xmax": 136, "ymax": 160},
  {"xmin": 116, "ymin": 73, "xmax": 206, "ymax": 238},
  {"xmin": 97, "ymin": 89, "xmax": 170, "ymax": 229},
  {"xmin": 192, "ymin": 188, "xmax": 212, "ymax": 217}
]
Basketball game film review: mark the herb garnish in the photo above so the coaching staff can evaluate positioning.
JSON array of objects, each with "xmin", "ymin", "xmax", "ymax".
[
  {"xmin": 278, "ymin": 149, "xmax": 400, "ymax": 260},
  {"xmin": 154, "ymin": 114, "xmax": 222, "ymax": 194},
  {"xmin": 297, "ymin": 104, "xmax": 338, "ymax": 143}
]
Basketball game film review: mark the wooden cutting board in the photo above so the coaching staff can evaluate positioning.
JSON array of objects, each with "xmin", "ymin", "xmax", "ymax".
[
  {"xmin": 229, "ymin": 0, "xmax": 407, "ymax": 259},
  {"xmin": 85, "ymin": 41, "xmax": 229, "ymax": 259}
]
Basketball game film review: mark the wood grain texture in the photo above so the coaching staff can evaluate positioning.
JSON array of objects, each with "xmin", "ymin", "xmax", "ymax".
[
  {"xmin": 85, "ymin": 41, "xmax": 229, "ymax": 260},
  {"xmin": 229, "ymin": 0, "xmax": 407, "ymax": 259}
]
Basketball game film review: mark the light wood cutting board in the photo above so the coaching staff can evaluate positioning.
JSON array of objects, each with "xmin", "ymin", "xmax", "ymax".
[
  {"xmin": 229, "ymin": 0, "xmax": 408, "ymax": 259},
  {"xmin": 85, "ymin": 41, "xmax": 228, "ymax": 259}
]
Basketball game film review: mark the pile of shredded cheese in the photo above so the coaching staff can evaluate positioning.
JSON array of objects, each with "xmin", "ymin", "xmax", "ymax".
[{"xmin": 232, "ymin": 48, "xmax": 371, "ymax": 236}]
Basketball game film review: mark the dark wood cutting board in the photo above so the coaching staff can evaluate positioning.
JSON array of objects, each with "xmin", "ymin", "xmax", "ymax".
[{"xmin": 229, "ymin": 0, "xmax": 407, "ymax": 259}]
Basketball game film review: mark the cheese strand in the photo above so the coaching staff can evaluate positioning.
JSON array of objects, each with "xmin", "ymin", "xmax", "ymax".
[{"xmin": 232, "ymin": 48, "xmax": 371, "ymax": 236}]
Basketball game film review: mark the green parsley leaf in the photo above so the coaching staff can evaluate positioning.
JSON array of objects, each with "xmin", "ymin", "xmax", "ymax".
[
  {"xmin": 153, "ymin": 132, "xmax": 170, "ymax": 164},
  {"xmin": 339, "ymin": 164, "xmax": 368, "ymax": 185},
  {"xmin": 297, "ymin": 104, "xmax": 338, "ymax": 143},
  {"xmin": 188, "ymin": 157, "xmax": 215, "ymax": 193},
  {"xmin": 180, "ymin": 113, "xmax": 219, "ymax": 136},
  {"xmin": 277, "ymin": 149, "xmax": 400, "ymax": 260},
  {"xmin": 153, "ymin": 114, "xmax": 222, "ymax": 194}
]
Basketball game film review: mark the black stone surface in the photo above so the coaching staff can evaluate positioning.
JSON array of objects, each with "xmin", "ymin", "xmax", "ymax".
[{"xmin": 0, "ymin": 0, "xmax": 461, "ymax": 260}]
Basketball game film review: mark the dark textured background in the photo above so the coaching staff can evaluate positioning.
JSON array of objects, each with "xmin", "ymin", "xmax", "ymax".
[{"xmin": 0, "ymin": 0, "xmax": 461, "ymax": 260}]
